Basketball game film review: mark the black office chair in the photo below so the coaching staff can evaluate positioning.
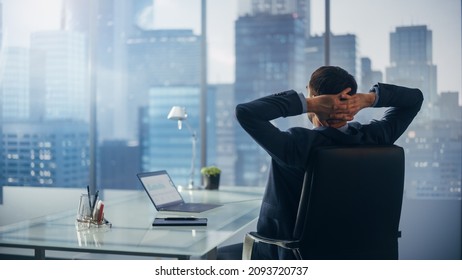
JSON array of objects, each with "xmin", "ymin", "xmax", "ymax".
[{"xmin": 243, "ymin": 145, "xmax": 405, "ymax": 260}]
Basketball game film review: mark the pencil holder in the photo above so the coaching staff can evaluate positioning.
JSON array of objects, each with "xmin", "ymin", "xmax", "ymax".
[
  {"xmin": 76, "ymin": 193, "xmax": 111, "ymax": 228},
  {"xmin": 76, "ymin": 193, "xmax": 93, "ymax": 222}
]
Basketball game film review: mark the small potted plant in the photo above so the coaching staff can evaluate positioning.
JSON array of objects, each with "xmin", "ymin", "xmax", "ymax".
[{"xmin": 201, "ymin": 166, "xmax": 221, "ymax": 190}]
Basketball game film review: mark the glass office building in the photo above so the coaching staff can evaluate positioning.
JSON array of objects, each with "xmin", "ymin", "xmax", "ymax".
[
  {"xmin": 30, "ymin": 31, "xmax": 88, "ymax": 122},
  {"xmin": 386, "ymin": 25, "xmax": 437, "ymax": 118},
  {"xmin": 212, "ymin": 83, "xmax": 236, "ymax": 185},
  {"xmin": 360, "ymin": 57, "xmax": 383, "ymax": 93},
  {"xmin": 0, "ymin": 47, "xmax": 30, "ymax": 121},
  {"xmin": 0, "ymin": 29, "xmax": 89, "ymax": 189},
  {"xmin": 139, "ymin": 84, "xmax": 218, "ymax": 187},
  {"xmin": 305, "ymin": 33, "xmax": 358, "ymax": 83},
  {"xmin": 124, "ymin": 29, "xmax": 201, "ymax": 141},
  {"xmin": 98, "ymin": 139, "xmax": 140, "ymax": 189},
  {"xmin": 141, "ymin": 86, "xmax": 201, "ymax": 187},
  {"xmin": 1, "ymin": 121, "xmax": 89, "ymax": 187},
  {"xmin": 399, "ymin": 120, "xmax": 462, "ymax": 200},
  {"xmin": 234, "ymin": 13, "xmax": 306, "ymax": 186}
]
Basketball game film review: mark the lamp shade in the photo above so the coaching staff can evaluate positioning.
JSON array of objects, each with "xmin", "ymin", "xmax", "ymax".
[{"xmin": 167, "ymin": 106, "xmax": 187, "ymax": 120}]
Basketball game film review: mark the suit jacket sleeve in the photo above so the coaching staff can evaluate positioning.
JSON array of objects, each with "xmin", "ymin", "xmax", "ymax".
[
  {"xmin": 235, "ymin": 90, "xmax": 313, "ymax": 167},
  {"xmin": 365, "ymin": 83, "xmax": 424, "ymax": 144}
]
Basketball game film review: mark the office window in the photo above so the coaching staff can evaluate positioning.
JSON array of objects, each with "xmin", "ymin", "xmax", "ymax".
[{"xmin": 0, "ymin": 0, "xmax": 460, "ymax": 259}]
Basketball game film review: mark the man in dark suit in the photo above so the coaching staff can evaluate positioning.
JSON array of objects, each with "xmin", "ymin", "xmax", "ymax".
[{"xmin": 222, "ymin": 66, "xmax": 423, "ymax": 260}]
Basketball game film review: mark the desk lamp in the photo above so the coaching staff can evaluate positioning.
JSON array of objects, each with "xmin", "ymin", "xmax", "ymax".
[{"xmin": 167, "ymin": 106, "xmax": 197, "ymax": 189}]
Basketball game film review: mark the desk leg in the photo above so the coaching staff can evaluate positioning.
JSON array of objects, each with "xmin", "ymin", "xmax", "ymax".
[{"xmin": 35, "ymin": 249, "xmax": 45, "ymax": 259}]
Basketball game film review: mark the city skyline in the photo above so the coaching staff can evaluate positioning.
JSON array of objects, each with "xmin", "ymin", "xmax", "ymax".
[{"xmin": 1, "ymin": 0, "xmax": 461, "ymax": 103}]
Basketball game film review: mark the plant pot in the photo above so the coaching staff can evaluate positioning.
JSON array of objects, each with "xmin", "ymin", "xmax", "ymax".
[{"xmin": 203, "ymin": 174, "xmax": 220, "ymax": 190}]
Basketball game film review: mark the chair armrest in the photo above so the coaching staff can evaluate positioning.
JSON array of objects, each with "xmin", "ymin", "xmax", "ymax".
[{"xmin": 242, "ymin": 232, "xmax": 301, "ymax": 260}]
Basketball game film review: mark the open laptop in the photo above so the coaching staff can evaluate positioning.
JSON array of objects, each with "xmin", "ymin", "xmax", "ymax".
[{"xmin": 137, "ymin": 170, "xmax": 222, "ymax": 213}]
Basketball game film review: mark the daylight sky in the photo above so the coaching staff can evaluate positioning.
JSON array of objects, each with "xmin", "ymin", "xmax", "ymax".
[{"xmin": 2, "ymin": 0, "xmax": 461, "ymax": 101}]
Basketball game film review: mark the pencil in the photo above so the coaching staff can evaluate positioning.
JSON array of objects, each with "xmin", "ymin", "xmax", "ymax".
[
  {"xmin": 86, "ymin": 185, "xmax": 92, "ymax": 210},
  {"xmin": 91, "ymin": 190, "xmax": 99, "ymax": 214}
]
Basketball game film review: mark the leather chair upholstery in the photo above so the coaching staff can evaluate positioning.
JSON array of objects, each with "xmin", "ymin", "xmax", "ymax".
[{"xmin": 243, "ymin": 145, "xmax": 405, "ymax": 260}]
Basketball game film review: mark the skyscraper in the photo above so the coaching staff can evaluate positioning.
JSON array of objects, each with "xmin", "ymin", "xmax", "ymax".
[
  {"xmin": 211, "ymin": 83, "xmax": 236, "ymax": 186},
  {"xmin": 386, "ymin": 25, "xmax": 437, "ymax": 119},
  {"xmin": 62, "ymin": 0, "xmax": 152, "ymax": 37},
  {"xmin": 360, "ymin": 57, "xmax": 383, "ymax": 92},
  {"xmin": 61, "ymin": 0, "xmax": 154, "ymax": 140},
  {"xmin": 396, "ymin": 119, "xmax": 461, "ymax": 200},
  {"xmin": 131, "ymin": 28, "xmax": 203, "ymax": 187},
  {"xmin": 234, "ymin": 13, "xmax": 305, "ymax": 186},
  {"xmin": 388, "ymin": 25, "xmax": 461, "ymax": 201},
  {"xmin": 305, "ymin": 33, "xmax": 358, "ymax": 80},
  {"xmin": 0, "ymin": 47, "xmax": 47, "ymax": 122},
  {"xmin": 1, "ymin": 121, "xmax": 89, "ymax": 188},
  {"xmin": 0, "ymin": 12, "xmax": 91, "ymax": 189},
  {"xmin": 31, "ymin": 31, "xmax": 88, "ymax": 122},
  {"xmin": 99, "ymin": 140, "xmax": 141, "ymax": 189},
  {"xmin": 0, "ymin": 47, "xmax": 30, "ymax": 121},
  {"xmin": 111, "ymin": 0, "xmax": 155, "ymax": 140},
  {"xmin": 141, "ymin": 86, "xmax": 201, "ymax": 187},
  {"xmin": 245, "ymin": 0, "xmax": 311, "ymax": 38},
  {"xmin": 438, "ymin": 91, "xmax": 462, "ymax": 121},
  {"xmin": 126, "ymin": 29, "xmax": 201, "ymax": 140}
]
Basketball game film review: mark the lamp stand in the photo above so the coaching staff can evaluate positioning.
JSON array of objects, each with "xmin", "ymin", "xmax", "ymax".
[
  {"xmin": 188, "ymin": 131, "xmax": 197, "ymax": 189},
  {"xmin": 183, "ymin": 121, "xmax": 197, "ymax": 190},
  {"xmin": 167, "ymin": 106, "xmax": 199, "ymax": 190}
]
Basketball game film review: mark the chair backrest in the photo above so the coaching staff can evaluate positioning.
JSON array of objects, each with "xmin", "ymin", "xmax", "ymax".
[{"xmin": 294, "ymin": 145, "xmax": 405, "ymax": 259}]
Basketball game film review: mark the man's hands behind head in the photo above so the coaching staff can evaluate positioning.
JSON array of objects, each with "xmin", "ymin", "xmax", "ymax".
[{"xmin": 307, "ymin": 88, "xmax": 364, "ymax": 122}]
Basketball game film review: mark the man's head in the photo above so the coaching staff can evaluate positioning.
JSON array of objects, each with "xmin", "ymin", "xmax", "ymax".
[{"xmin": 307, "ymin": 66, "xmax": 358, "ymax": 128}]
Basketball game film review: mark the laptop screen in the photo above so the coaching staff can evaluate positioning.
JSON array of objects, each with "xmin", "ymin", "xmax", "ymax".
[{"xmin": 137, "ymin": 171, "xmax": 183, "ymax": 208}]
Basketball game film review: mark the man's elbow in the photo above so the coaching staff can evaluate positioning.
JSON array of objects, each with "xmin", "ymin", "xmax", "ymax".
[
  {"xmin": 416, "ymin": 89, "xmax": 424, "ymax": 109},
  {"xmin": 235, "ymin": 104, "xmax": 246, "ymax": 123},
  {"xmin": 417, "ymin": 89, "xmax": 424, "ymax": 102}
]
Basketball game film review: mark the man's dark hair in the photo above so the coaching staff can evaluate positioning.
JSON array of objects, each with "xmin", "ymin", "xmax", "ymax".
[{"xmin": 308, "ymin": 66, "xmax": 357, "ymax": 96}]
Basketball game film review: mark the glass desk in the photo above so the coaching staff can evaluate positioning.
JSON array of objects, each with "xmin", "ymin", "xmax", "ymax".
[{"xmin": 0, "ymin": 186, "xmax": 263, "ymax": 259}]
